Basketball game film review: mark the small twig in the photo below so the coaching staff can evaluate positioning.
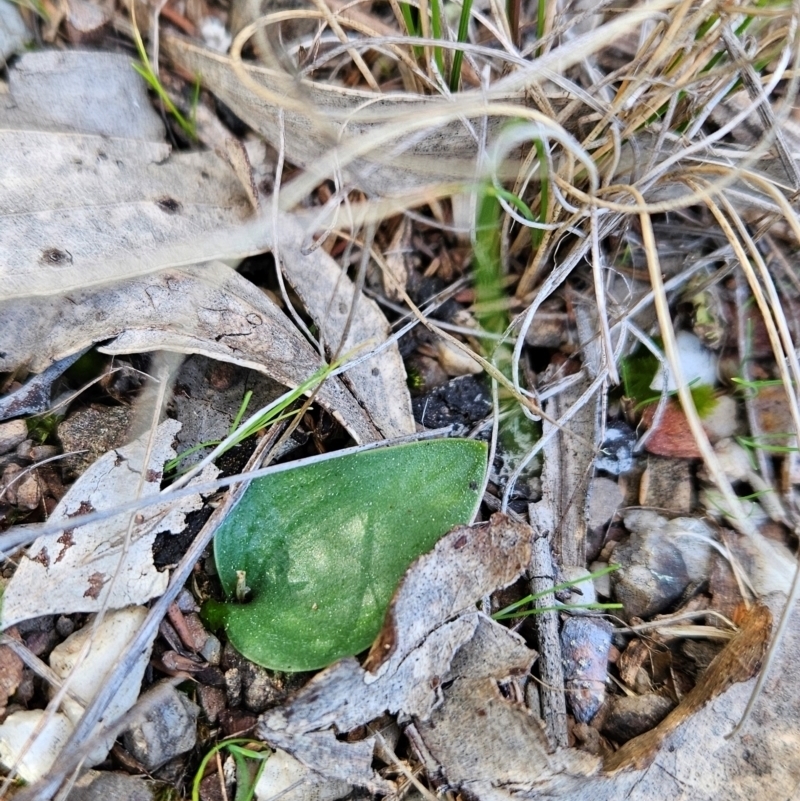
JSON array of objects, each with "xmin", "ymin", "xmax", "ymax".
[{"xmin": 529, "ymin": 535, "xmax": 568, "ymax": 749}]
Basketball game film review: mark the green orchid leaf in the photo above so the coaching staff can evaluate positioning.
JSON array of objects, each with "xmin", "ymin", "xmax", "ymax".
[{"xmin": 205, "ymin": 439, "xmax": 487, "ymax": 671}]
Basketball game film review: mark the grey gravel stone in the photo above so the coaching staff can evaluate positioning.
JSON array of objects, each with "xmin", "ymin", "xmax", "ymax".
[
  {"xmin": 225, "ymin": 667, "xmax": 242, "ymax": 707},
  {"xmin": 200, "ymin": 633, "xmax": 222, "ymax": 665},
  {"xmin": 601, "ymin": 693, "xmax": 675, "ymax": 742},
  {"xmin": 66, "ymin": 770, "xmax": 154, "ymax": 801},
  {"xmin": 176, "ymin": 588, "xmax": 200, "ymax": 613},
  {"xmin": 123, "ymin": 683, "xmax": 199, "ymax": 770},
  {"xmin": 0, "ymin": 420, "xmax": 27, "ymax": 456},
  {"xmin": 613, "ymin": 510, "xmax": 691, "ymax": 619}
]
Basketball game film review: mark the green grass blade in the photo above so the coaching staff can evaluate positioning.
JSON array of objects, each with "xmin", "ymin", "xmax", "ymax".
[{"xmin": 449, "ymin": 0, "xmax": 474, "ymax": 92}]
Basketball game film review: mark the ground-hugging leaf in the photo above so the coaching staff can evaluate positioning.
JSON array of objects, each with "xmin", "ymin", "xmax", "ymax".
[{"xmin": 206, "ymin": 439, "xmax": 487, "ymax": 671}]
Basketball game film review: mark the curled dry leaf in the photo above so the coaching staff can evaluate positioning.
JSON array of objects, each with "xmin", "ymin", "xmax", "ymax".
[
  {"xmin": 256, "ymin": 514, "xmax": 533, "ymax": 787},
  {"xmin": 448, "ymin": 603, "xmax": 783, "ymax": 801},
  {"xmin": 1, "ymin": 264, "xmax": 380, "ymax": 444},
  {"xmin": 413, "ymin": 615, "xmax": 599, "ymax": 797},
  {"xmin": 0, "ymin": 50, "xmax": 413, "ymax": 439},
  {"xmin": 0, "ymin": 419, "xmax": 215, "ymax": 627},
  {"xmin": 163, "ymin": 36, "xmax": 524, "ymax": 196}
]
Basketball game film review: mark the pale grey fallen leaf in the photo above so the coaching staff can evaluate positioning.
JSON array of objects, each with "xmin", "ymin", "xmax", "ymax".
[
  {"xmin": 257, "ymin": 515, "xmax": 533, "ymax": 787},
  {"xmin": 413, "ymin": 615, "xmax": 597, "ymax": 795},
  {"xmin": 263, "ymin": 733, "xmax": 391, "ymax": 796},
  {"xmin": 0, "ymin": 264, "xmax": 380, "ymax": 443},
  {"xmin": 1, "ymin": 51, "xmax": 164, "ymax": 140},
  {"xmin": 163, "ymin": 35, "xmax": 521, "ymax": 195},
  {"xmin": 0, "ymin": 129, "xmax": 256, "ymax": 301},
  {"xmin": 96, "ymin": 263, "xmax": 380, "ymax": 444},
  {"xmin": 0, "ymin": 0, "xmax": 28, "ymax": 62},
  {"xmin": 0, "ymin": 420, "xmax": 215, "ymax": 627},
  {"xmin": 449, "ymin": 602, "xmax": 797, "ymax": 801},
  {"xmin": 275, "ymin": 213, "xmax": 414, "ymax": 439}
]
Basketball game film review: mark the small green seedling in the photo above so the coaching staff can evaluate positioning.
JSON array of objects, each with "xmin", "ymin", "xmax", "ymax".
[
  {"xmin": 492, "ymin": 563, "xmax": 621, "ymax": 620},
  {"xmin": 204, "ymin": 438, "xmax": 487, "ymax": 671},
  {"xmin": 620, "ymin": 346, "xmax": 717, "ymax": 416},
  {"xmin": 192, "ymin": 739, "xmax": 269, "ymax": 801},
  {"xmin": 166, "ymin": 359, "xmax": 343, "ymax": 475},
  {"xmin": 129, "ymin": 6, "xmax": 198, "ymax": 140}
]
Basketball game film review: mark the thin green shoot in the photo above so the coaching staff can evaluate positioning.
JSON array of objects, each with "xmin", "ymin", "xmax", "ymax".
[
  {"xmin": 399, "ymin": 3, "xmax": 423, "ymax": 59},
  {"xmin": 474, "ymin": 188, "xmax": 507, "ymax": 340},
  {"xmin": 130, "ymin": 6, "xmax": 197, "ymax": 140},
  {"xmin": 492, "ymin": 563, "xmax": 621, "ymax": 620},
  {"xmin": 166, "ymin": 359, "xmax": 342, "ymax": 477},
  {"xmin": 430, "ymin": 0, "xmax": 446, "ymax": 78},
  {"xmin": 493, "ymin": 601, "xmax": 623, "ymax": 621},
  {"xmin": 165, "ymin": 390, "xmax": 254, "ymax": 474},
  {"xmin": 532, "ymin": 138, "xmax": 548, "ymax": 248},
  {"xmin": 191, "ymin": 739, "xmax": 269, "ymax": 801},
  {"xmin": 230, "ymin": 390, "xmax": 253, "ymax": 433},
  {"xmin": 736, "ymin": 489, "xmax": 774, "ymax": 502},
  {"xmin": 731, "ymin": 376, "xmax": 792, "ymax": 393},
  {"xmin": 473, "ymin": 182, "xmax": 536, "ymax": 346},
  {"xmin": 534, "ymin": 0, "xmax": 545, "ymax": 55},
  {"xmin": 735, "ymin": 434, "xmax": 800, "ymax": 455},
  {"xmin": 449, "ymin": 0, "xmax": 474, "ymax": 92}
]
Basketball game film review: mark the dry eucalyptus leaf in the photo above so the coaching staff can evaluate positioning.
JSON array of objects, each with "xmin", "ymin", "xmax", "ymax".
[
  {"xmin": 163, "ymin": 36, "xmax": 522, "ymax": 195},
  {"xmin": 1, "ymin": 263, "xmax": 381, "ymax": 443},
  {"xmin": 0, "ymin": 52, "xmax": 261, "ymax": 300},
  {"xmin": 444, "ymin": 602, "xmax": 791, "ymax": 801},
  {"xmin": 274, "ymin": 215, "xmax": 414, "ymax": 439},
  {"xmin": 257, "ymin": 515, "xmax": 532, "ymax": 785},
  {"xmin": 0, "ymin": 128, "xmax": 258, "ymax": 300},
  {"xmin": 1, "ymin": 50, "xmax": 164, "ymax": 140},
  {"xmin": 254, "ymin": 747, "xmax": 354, "ymax": 801},
  {"xmin": 414, "ymin": 615, "xmax": 598, "ymax": 796},
  {"xmin": 0, "ymin": 419, "xmax": 214, "ymax": 627}
]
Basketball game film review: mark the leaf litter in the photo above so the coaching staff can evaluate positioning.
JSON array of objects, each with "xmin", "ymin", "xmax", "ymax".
[{"xmin": 2, "ymin": 0, "xmax": 800, "ymax": 799}]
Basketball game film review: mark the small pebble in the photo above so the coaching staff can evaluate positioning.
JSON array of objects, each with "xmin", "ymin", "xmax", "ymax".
[
  {"xmin": 176, "ymin": 588, "xmax": 200, "ymax": 613},
  {"xmin": 601, "ymin": 693, "xmax": 675, "ymax": 742},
  {"xmin": 0, "ymin": 420, "xmax": 27, "ymax": 456},
  {"xmin": 55, "ymin": 616, "xmax": 75, "ymax": 638},
  {"xmin": 198, "ymin": 685, "xmax": 227, "ymax": 725},
  {"xmin": 242, "ymin": 663, "xmax": 282, "ymax": 713},
  {"xmin": 122, "ymin": 682, "xmax": 199, "ymax": 771},
  {"xmin": 200, "ymin": 634, "xmax": 222, "ymax": 666},
  {"xmin": 225, "ymin": 668, "xmax": 242, "ymax": 707},
  {"xmin": 561, "ymin": 616, "xmax": 613, "ymax": 724}
]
